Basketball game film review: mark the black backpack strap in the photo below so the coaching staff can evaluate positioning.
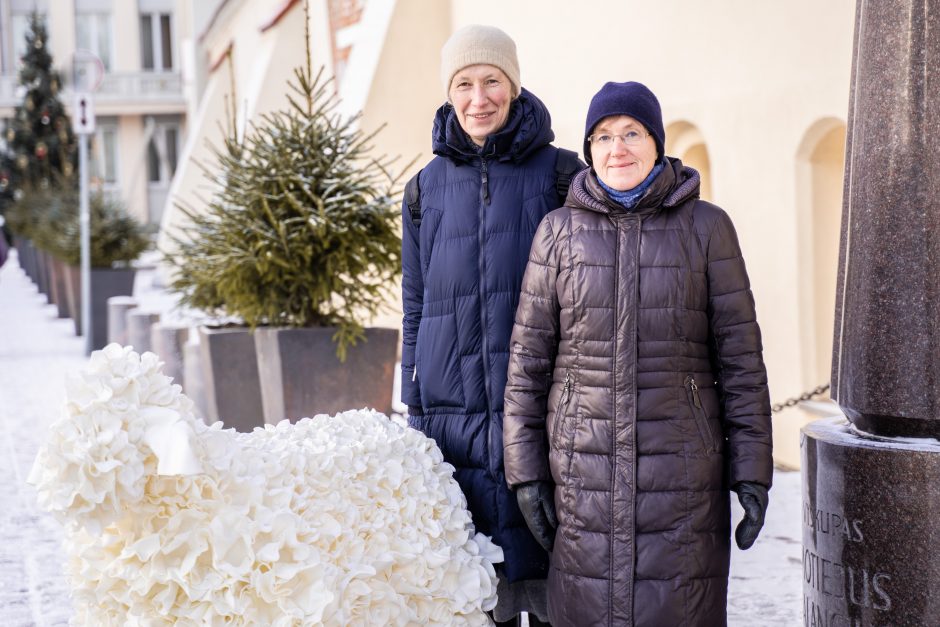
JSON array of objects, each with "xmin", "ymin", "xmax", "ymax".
[
  {"xmin": 404, "ymin": 169, "xmax": 423, "ymax": 227},
  {"xmin": 554, "ymin": 148, "xmax": 582, "ymax": 205}
]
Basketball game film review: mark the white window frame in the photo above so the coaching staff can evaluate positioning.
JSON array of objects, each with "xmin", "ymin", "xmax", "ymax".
[
  {"xmin": 75, "ymin": 12, "xmax": 114, "ymax": 71},
  {"xmin": 139, "ymin": 11, "xmax": 175, "ymax": 72},
  {"xmin": 146, "ymin": 118, "xmax": 181, "ymax": 185},
  {"xmin": 91, "ymin": 121, "xmax": 120, "ymax": 188}
]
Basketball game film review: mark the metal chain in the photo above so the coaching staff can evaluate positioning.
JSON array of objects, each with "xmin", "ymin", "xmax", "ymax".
[{"xmin": 771, "ymin": 383, "xmax": 831, "ymax": 414}]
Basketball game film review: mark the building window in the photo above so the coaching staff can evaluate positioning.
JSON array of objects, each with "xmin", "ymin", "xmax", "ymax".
[
  {"xmin": 76, "ymin": 13, "xmax": 113, "ymax": 71},
  {"xmin": 146, "ymin": 120, "xmax": 180, "ymax": 184},
  {"xmin": 91, "ymin": 124, "xmax": 118, "ymax": 185},
  {"xmin": 140, "ymin": 13, "xmax": 173, "ymax": 71}
]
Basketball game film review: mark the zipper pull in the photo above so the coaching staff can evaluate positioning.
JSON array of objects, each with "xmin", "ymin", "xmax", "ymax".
[
  {"xmin": 481, "ymin": 159, "xmax": 490, "ymax": 205},
  {"xmin": 562, "ymin": 370, "xmax": 571, "ymax": 404},
  {"xmin": 412, "ymin": 367, "xmax": 417, "ymax": 382},
  {"xmin": 689, "ymin": 377, "xmax": 702, "ymax": 408}
]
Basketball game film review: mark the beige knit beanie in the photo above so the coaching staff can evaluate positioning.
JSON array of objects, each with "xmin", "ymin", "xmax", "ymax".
[{"xmin": 440, "ymin": 24, "xmax": 521, "ymax": 98}]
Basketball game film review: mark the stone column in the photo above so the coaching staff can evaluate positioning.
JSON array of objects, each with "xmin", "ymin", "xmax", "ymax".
[
  {"xmin": 831, "ymin": 0, "xmax": 940, "ymax": 439},
  {"xmin": 803, "ymin": 1, "xmax": 940, "ymax": 625}
]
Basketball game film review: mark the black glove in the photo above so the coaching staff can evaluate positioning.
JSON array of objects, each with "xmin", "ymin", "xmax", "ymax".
[
  {"xmin": 516, "ymin": 480, "xmax": 558, "ymax": 552},
  {"xmin": 732, "ymin": 481, "xmax": 769, "ymax": 550}
]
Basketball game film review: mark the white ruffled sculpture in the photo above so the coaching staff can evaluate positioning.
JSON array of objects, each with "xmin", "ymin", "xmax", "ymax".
[{"xmin": 29, "ymin": 344, "xmax": 502, "ymax": 626}]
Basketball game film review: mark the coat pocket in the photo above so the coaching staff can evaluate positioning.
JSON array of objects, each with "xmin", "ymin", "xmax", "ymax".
[
  {"xmin": 550, "ymin": 368, "xmax": 573, "ymax": 447},
  {"xmin": 416, "ymin": 314, "xmax": 465, "ymax": 408},
  {"xmin": 684, "ymin": 375, "xmax": 718, "ymax": 453}
]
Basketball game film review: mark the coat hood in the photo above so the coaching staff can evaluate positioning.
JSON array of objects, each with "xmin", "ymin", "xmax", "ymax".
[
  {"xmin": 432, "ymin": 87, "xmax": 556, "ymax": 164},
  {"xmin": 566, "ymin": 156, "xmax": 701, "ymax": 215}
]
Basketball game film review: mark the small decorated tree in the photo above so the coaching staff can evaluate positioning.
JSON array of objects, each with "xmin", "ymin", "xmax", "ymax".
[{"xmin": 5, "ymin": 12, "xmax": 76, "ymax": 193}]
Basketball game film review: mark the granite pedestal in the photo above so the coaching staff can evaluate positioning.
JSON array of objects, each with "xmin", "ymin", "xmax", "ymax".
[{"xmin": 802, "ymin": 419, "xmax": 940, "ymax": 626}]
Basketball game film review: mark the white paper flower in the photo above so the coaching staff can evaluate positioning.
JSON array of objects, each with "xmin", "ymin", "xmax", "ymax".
[{"xmin": 30, "ymin": 344, "xmax": 502, "ymax": 625}]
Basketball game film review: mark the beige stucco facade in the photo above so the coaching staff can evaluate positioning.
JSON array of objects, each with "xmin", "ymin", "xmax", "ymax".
[
  {"xmin": 159, "ymin": 0, "xmax": 857, "ymax": 468},
  {"xmin": 0, "ymin": 0, "xmax": 193, "ymax": 226}
]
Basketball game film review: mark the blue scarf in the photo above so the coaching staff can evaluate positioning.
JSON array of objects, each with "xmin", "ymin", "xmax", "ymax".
[{"xmin": 597, "ymin": 161, "xmax": 664, "ymax": 210}]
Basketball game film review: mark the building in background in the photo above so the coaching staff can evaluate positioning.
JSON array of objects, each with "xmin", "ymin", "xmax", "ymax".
[
  {"xmin": 0, "ymin": 0, "xmax": 221, "ymax": 227},
  {"xmin": 157, "ymin": 0, "xmax": 853, "ymax": 468}
]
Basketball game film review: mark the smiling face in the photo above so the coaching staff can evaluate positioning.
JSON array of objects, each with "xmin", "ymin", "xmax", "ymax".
[
  {"xmin": 448, "ymin": 64, "xmax": 513, "ymax": 147},
  {"xmin": 589, "ymin": 115, "xmax": 658, "ymax": 191}
]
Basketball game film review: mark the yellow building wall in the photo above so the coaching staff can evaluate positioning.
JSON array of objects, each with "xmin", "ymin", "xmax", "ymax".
[{"xmin": 357, "ymin": 0, "xmax": 857, "ymax": 467}]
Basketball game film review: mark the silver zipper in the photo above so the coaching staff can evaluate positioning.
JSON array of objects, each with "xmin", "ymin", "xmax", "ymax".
[{"xmin": 685, "ymin": 375, "xmax": 716, "ymax": 452}]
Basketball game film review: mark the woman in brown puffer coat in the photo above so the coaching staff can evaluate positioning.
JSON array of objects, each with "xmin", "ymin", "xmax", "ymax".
[{"xmin": 503, "ymin": 81, "xmax": 773, "ymax": 626}]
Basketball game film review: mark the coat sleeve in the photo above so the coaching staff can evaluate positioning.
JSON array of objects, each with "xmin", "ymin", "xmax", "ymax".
[
  {"xmin": 503, "ymin": 215, "xmax": 561, "ymax": 489},
  {"xmin": 400, "ymin": 192, "xmax": 422, "ymax": 408},
  {"xmin": 705, "ymin": 209, "xmax": 773, "ymax": 489}
]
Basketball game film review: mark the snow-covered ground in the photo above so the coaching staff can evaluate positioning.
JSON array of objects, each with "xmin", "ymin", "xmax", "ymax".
[{"xmin": 0, "ymin": 251, "xmax": 802, "ymax": 625}]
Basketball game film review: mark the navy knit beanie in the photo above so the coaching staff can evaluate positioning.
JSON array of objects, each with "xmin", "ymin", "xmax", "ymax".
[{"xmin": 583, "ymin": 81, "xmax": 665, "ymax": 165}]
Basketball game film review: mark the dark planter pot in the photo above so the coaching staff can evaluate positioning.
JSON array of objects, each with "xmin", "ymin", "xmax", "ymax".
[
  {"xmin": 47, "ymin": 256, "xmax": 70, "ymax": 318},
  {"xmin": 254, "ymin": 326, "xmax": 399, "ymax": 424},
  {"xmin": 199, "ymin": 326, "xmax": 265, "ymax": 432},
  {"xmin": 35, "ymin": 248, "xmax": 50, "ymax": 300},
  {"xmin": 63, "ymin": 265, "xmax": 136, "ymax": 347},
  {"xmin": 13, "ymin": 237, "xmax": 34, "ymax": 281}
]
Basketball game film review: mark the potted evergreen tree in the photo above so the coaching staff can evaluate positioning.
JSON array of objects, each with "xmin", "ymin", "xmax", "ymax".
[
  {"xmin": 2, "ymin": 12, "xmax": 77, "ymax": 307},
  {"xmin": 57, "ymin": 191, "xmax": 148, "ymax": 345},
  {"xmin": 166, "ymin": 40, "xmax": 405, "ymax": 427}
]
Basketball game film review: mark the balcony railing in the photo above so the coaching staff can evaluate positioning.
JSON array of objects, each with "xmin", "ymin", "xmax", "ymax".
[
  {"xmin": 97, "ymin": 72, "xmax": 183, "ymax": 102},
  {"xmin": 0, "ymin": 71, "xmax": 183, "ymax": 110}
]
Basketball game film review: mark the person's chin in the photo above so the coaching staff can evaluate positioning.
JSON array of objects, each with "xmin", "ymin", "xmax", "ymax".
[
  {"xmin": 470, "ymin": 122, "xmax": 496, "ymax": 137},
  {"xmin": 609, "ymin": 176, "xmax": 640, "ymax": 192}
]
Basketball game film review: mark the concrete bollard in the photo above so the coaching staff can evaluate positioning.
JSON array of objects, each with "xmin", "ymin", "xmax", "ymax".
[
  {"xmin": 183, "ymin": 337, "xmax": 209, "ymax": 422},
  {"xmin": 126, "ymin": 310, "xmax": 160, "ymax": 354},
  {"xmin": 150, "ymin": 322, "xmax": 190, "ymax": 389},
  {"xmin": 107, "ymin": 296, "xmax": 138, "ymax": 346}
]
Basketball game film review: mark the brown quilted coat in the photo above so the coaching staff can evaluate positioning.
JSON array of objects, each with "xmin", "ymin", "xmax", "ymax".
[{"xmin": 503, "ymin": 159, "xmax": 773, "ymax": 626}]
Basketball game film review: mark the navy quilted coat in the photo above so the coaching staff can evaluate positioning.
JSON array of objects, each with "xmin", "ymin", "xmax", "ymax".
[
  {"xmin": 504, "ymin": 162, "xmax": 773, "ymax": 625},
  {"xmin": 401, "ymin": 88, "xmax": 575, "ymax": 582}
]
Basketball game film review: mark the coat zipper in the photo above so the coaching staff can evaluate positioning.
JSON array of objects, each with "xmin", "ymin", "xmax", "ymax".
[
  {"xmin": 481, "ymin": 158, "xmax": 490, "ymax": 205},
  {"xmin": 628, "ymin": 216, "xmax": 641, "ymax": 623},
  {"xmin": 685, "ymin": 375, "xmax": 717, "ymax": 452},
  {"xmin": 477, "ymin": 157, "xmax": 493, "ymax": 437},
  {"xmin": 609, "ymin": 218, "xmax": 621, "ymax": 622}
]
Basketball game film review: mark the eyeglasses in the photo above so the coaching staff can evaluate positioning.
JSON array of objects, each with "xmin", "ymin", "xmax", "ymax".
[{"xmin": 588, "ymin": 130, "xmax": 649, "ymax": 147}]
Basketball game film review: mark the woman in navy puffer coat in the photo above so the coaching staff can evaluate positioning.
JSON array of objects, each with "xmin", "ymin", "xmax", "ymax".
[{"xmin": 400, "ymin": 24, "xmax": 581, "ymax": 625}]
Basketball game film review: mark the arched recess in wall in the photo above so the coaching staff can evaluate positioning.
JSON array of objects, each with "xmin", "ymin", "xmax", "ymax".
[
  {"xmin": 795, "ymin": 118, "xmax": 846, "ymax": 391},
  {"xmin": 665, "ymin": 121, "xmax": 712, "ymax": 202}
]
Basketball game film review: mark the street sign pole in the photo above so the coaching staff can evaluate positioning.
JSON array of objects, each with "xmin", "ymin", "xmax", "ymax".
[
  {"xmin": 79, "ymin": 132, "xmax": 91, "ymax": 355},
  {"xmin": 73, "ymin": 91, "xmax": 95, "ymax": 355},
  {"xmin": 71, "ymin": 51, "xmax": 102, "ymax": 355}
]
